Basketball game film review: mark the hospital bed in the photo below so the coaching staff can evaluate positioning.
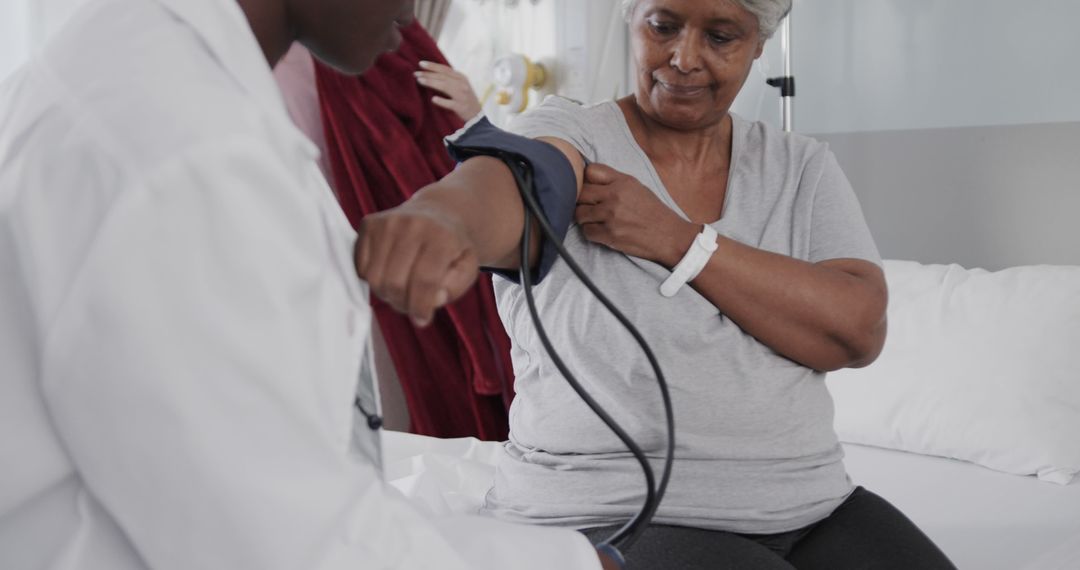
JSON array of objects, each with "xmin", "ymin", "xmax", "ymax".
[
  {"xmin": 378, "ymin": 120, "xmax": 1080, "ymax": 569},
  {"xmin": 373, "ymin": 136, "xmax": 1080, "ymax": 565},
  {"xmin": 382, "ymin": 427, "xmax": 1080, "ymax": 570},
  {"xmin": 378, "ymin": 269, "xmax": 1080, "ymax": 570},
  {"xmin": 381, "ymin": 256, "xmax": 1080, "ymax": 570},
  {"xmin": 830, "ymin": 123, "xmax": 1080, "ymax": 568},
  {"xmin": 843, "ymin": 443, "xmax": 1080, "ymax": 569},
  {"xmin": 383, "ymin": 404, "xmax": 1080, "ymax": 570}
]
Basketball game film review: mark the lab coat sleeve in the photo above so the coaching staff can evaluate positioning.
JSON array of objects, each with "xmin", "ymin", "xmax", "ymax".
[{"xmin": 36, "ymin": 137, "xmax": 600, "ymax": 570}]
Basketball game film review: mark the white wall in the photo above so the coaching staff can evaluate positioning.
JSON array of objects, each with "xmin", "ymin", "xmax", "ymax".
[
  {"xmin": 729, "ymin": 39, "xmax": 786, "ymax": 130},
  {"xmin": 822, "ymin": 121, "xmax": 1080, "ymax": 270},
  {"xmin": 571, "ymin": 0, "xmax": 630, "ymax": 103},
  {"xmin": 751, "ymin": 0, "xmax": 1080, "ymax": 270},
  {"xmin": 439, "ymin": 0, "xmax": 556, "ymax": 101},
  {"xmin": 439, "ymin": 0, "xmax": 627, "ymax": 122},
  {"xmin": 738, "ymin": 0, "xmax": 1080, "ymax": 134}
]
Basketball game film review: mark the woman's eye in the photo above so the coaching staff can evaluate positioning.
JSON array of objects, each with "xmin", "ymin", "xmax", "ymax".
[
  {"xmin": 649, "ymin": 21, "xmax": 678, "ymax": 35},
  {"xmin": 708, "ymin": 33, "xmax": 733, "ymax": 45}
]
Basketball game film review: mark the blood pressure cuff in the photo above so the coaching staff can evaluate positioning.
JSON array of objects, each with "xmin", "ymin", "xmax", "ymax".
[{"xmin": 445, "ymin": 116, "xmax": 577, "ymax": 284}]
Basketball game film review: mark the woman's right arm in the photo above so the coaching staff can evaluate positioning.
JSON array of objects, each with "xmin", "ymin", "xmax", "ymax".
[{"xmin": 355, "ymin": 136, "xmax": 584, "ymax": 325}]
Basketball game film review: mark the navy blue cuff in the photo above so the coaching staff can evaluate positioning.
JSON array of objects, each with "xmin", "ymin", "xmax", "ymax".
[{"xmin": 445, "ymin": 117, "xmax": 577, "ymax": 285}]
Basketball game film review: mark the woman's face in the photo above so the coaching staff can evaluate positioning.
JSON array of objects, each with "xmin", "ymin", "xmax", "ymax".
[{"xmin": 629, "ymin": 0, "xmax": 764, "ymax": 130}]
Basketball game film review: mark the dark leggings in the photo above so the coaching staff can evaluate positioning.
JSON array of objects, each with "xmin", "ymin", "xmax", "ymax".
[{"xmin": 581, "ymin": 487, "xmax": 957, "ymax": 569}]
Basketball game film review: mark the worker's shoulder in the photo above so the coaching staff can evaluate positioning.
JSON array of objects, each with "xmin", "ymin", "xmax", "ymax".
[{"xmin": 39, "ymin": 0, "xmax": 283, "ymax": 173}]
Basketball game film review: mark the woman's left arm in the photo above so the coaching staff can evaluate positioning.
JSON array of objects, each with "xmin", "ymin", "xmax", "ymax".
[
  {"xmin": 684, "ymin": 238, "xmax": 887, "ymax": 372},
  {"xmin": 576, "ymin": 164, "xmax": 887, "ymax": 372}
]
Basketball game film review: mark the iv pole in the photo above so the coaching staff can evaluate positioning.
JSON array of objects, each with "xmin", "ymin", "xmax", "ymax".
[{"xmin": 766, "ymin": 9, "xmax": 794, "ymax": 132}]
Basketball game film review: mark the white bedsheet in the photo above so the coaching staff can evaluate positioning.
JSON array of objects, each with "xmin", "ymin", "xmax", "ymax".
[
  {"xmin": 382, "ymin": 432, "xmax": 1080, "ymax": 569},
  {"xmin": 383, "ymin": 431, "xmax": 500, "ymax": 517},
  {"xmin": 843, "ymin": 443, "xmax": 1080, "ymax": 570}
]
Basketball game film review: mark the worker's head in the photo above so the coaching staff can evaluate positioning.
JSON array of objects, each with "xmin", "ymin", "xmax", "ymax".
[{"xmin": 289, "ymin": 0, "xmax": 416, "ymax": 74}]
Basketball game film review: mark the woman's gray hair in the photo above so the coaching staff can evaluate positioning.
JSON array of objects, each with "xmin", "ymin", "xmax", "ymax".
[{"xmin": 620, "ymin": 0, "xmax": 792, "ymax": 41}]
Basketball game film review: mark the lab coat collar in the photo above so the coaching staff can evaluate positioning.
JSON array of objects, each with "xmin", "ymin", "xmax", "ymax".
[{"xmin": 150, "ymin": 0, "xmax": 320, "ymax": 159}]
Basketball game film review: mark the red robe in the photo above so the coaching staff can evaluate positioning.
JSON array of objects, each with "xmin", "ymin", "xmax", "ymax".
[{"xmin": 316, "ymin": 22, "xmax": 513, "ymax": 440}]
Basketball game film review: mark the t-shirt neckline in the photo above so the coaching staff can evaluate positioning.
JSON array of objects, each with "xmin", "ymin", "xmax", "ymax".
[{"xmin": 604, "ymin": 100, "xmax": 744, "ymax": 228}]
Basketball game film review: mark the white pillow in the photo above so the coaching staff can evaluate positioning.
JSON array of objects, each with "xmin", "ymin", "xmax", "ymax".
[{"xmin": 827, "ymin": 260, "xmax": 1080, "ymax": 485}]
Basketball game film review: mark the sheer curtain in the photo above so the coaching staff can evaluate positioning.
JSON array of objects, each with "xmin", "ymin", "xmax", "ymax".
[{"xmin": 414, "ymin": 0, "xmax": 453, "ymax": 40}]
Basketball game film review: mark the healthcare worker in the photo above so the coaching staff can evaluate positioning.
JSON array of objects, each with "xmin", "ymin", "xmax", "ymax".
[{"xmin": 0, "ymin": 0, "xmax": 619, "ymax": 568}]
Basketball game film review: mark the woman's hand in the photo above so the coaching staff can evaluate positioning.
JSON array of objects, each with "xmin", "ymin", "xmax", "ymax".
[
  {"xmin": 414, "ymin": 60, "xmax": 483, "ymax": 122},
  {"xmin": 575, "ymin": 163, "xmax": 696, "ymax": 267},
  {"xmin": 354, "ymin": 206, "xmax": 479, "ymax": 328}
]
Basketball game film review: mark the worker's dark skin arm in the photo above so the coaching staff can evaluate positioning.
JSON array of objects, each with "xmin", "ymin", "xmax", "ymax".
[
  {"xmin": 355, "ymin": 138, "xmax": 584, "ymax": 327},
  {"xmin": 356, "ymin": 143, "xmax": 623, "ymax": 569}
]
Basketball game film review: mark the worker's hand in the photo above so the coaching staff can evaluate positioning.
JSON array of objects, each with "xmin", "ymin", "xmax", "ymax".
[
  {"xmin": 576, "ymin": 163, "xmax": 696, "ymax": 268},
  {"xmin": 415, "ymin": 60, "xmax": 483, "ymax": 122},
  {"xmin": 355, "ymin": 207, "xmax": 479, "ymax": 327}
]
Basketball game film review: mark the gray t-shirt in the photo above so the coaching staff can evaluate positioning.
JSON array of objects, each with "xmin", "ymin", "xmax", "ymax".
[{"xmin": 484, "ymin": 96, "xmax": 882, "ymax": 534}]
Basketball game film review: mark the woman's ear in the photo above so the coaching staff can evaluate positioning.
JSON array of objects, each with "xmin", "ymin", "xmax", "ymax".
[{"xmin": 754, "ymin": 39, "xmax": 766, "ymax": 59}]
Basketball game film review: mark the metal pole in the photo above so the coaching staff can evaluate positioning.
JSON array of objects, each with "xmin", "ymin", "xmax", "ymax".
[
  {"xmin": 766, "ymin": 9, "xmax": 795, "ymax": 132},
  {"xmin": 780, "ymin": 12, "xmax": 793, "ymax": 132}
]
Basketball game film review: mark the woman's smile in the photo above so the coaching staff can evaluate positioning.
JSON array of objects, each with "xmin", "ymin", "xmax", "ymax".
[{"xmin": 655, "ymin": 79, "xmax": 713, "ymax": 98}]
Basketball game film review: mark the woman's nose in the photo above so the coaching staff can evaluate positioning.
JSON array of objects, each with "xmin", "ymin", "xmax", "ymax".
[{"xmin": 669, "ymin": 32, "xmax": 704, "ymax": 73}]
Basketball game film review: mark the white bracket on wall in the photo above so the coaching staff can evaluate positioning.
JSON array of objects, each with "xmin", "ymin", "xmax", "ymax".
[{"xmin": 491, "ymin": 53, "xmax": 548, "ymax": 114}]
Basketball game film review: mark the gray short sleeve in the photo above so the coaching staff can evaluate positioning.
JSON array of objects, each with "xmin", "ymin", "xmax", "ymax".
[
  {"xmin": 806, "ymin": 149, "xmax": 882, "ymax": 266},
  {"xmin": 507, "ymin": 96, "xmax": 598, "ymax": 162}
]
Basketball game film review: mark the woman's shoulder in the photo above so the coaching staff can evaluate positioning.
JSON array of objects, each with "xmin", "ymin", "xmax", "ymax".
[
  {"xmin": 731, "ymin": 115, "xmax": 850, "ymax": 200},
  {"xmin": 507, "ymin": 96, "xmax": 621, "ymax": 160},
  {"xmin": 733, "ymin": 113, "xmax": 832, "ymax": 167},
  {"xmin": 534, "ymin": 94, "xmax": 617, "ymax": 114},
  {"xmin": 511, "ymin": 95, "xmax": 618, "ymax": 129}
]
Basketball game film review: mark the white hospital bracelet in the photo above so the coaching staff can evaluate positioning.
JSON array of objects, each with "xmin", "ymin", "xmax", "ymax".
[{"xmin": 660, "ymin": 225, "xmax": 719, "ymax": 298}]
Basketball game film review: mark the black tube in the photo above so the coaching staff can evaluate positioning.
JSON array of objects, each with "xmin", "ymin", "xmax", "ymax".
[{"xmin": 505, "ymin": 155, "xmax": 676, "ymax": 551}]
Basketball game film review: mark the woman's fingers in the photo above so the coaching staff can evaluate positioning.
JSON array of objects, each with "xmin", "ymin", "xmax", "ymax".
[
  {"xmin": 584, "ymin": 163, "xmax": 622, "ymax": 185},
  {"xmin": 577, "ymin": 181, "xmax": 611, "ymax": 206},
  {"xmin": 415, "ymin": 63, "xmax": 482, "ymax": 121},
  {"xmin": 579, "ymin": 221, "xmax": 612, "ymax": 248},
  {"xmin": 574, "ymin": 202, "xmax": 607, "ymax": 225},
  {"xmin": 430, "ymin": 95, "xmax": 460, "ymax": 114},
  {"xmin": 414, "ymin": 72, "xmax": 460, "ymax": 95},
  {"xmin": 418, "ymin": 60, "xmax": 455, "ymax": 74}
]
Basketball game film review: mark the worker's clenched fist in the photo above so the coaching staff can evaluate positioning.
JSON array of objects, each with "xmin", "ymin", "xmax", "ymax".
[{"xmin": 354, "ymin": 207, "xmax": 479, "ymax": 327}]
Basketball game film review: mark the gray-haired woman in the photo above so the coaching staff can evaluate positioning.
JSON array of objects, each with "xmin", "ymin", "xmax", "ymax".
[{"xmin": 362, "ymin": 0, "xmax": 956, "ymax": 568}]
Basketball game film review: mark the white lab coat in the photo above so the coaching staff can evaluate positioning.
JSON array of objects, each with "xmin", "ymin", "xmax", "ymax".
[{"xmin": 0, "ymin": 0, "xmax": 600, "ymax": 568}]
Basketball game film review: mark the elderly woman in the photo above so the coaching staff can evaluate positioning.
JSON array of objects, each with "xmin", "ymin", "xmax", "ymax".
[{"xmin": 362, "ymin": 0, "xmax": 956, "ymax": 568}]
